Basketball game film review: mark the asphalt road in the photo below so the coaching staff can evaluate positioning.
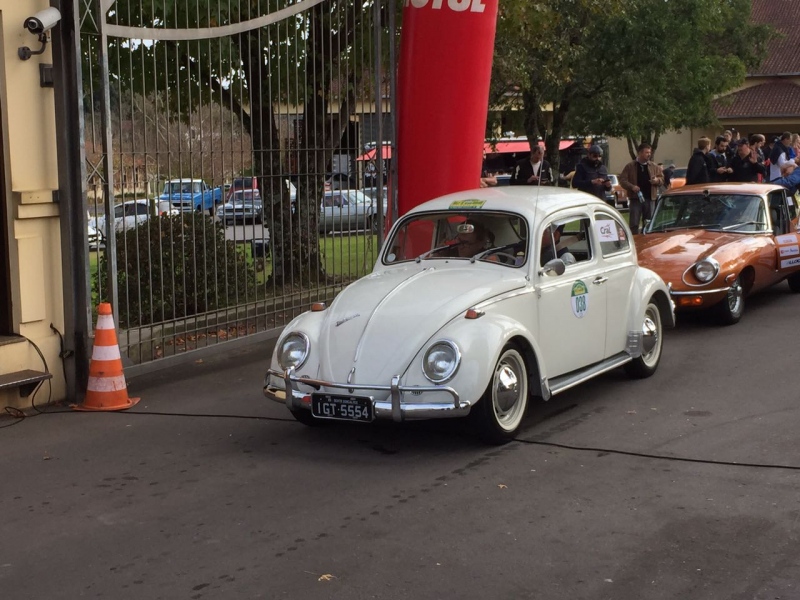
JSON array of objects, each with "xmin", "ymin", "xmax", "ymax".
[{"xmin": 2, "ymin": 282, "xmax": 800, "ymax": 599}]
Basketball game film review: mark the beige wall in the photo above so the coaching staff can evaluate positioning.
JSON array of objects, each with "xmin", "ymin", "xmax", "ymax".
[
  {"xmin": 607, "ymin": 130, "xmax": 696, "ymax": 174},
  {"xmin": 0, "ymin": 2, "xmax": 66, "ymax": 410}
]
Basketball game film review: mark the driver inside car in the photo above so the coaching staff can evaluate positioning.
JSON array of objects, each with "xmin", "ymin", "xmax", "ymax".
[
  {"xmin": 540, "ymin": 224, "xmax": 577, "ymax": 266},
  {"xmin": 440, "ymin": 220, "xmax": 494, "ymax": 258}
]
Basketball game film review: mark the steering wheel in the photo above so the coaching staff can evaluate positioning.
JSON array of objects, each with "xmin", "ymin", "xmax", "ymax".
[{"xmin": 482, "ymin": 251, "xmax": 519, "ymax": 265}]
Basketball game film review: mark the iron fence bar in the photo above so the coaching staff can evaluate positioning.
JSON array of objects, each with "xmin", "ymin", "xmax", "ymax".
[
  {"xmin": 97, "ymin": 0, "xmax": 119, "ymax": 322},
  {"xmin": 53, "ymin": 0, "xmax": 91, "ymax": 402}
]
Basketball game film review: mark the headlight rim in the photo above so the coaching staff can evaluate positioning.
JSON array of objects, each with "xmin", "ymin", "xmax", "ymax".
[
  {"xmin": 277, "ymin": 331, "xmax": 311, "ymax": 371},
  {"xmin": 422, "ymin": 339, "xmax": 462, "ymax": 384},
  {"xmin": 693, "ymin": 257, "xmax": 720, "ymax": 283}
]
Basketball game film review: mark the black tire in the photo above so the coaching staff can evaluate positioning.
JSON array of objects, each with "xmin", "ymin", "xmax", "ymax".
[
  {"xmin": 366, "ymin": 215, "xmax": 377, "ymax": 233},
  {"xmin": 788, "ymin": 272, "xmax": 800, "ymax": 293},
  {"xmin": 625, "ymin": 299, "xmax": 663, "ymax": 379},
  {"xmin": 715, "ymin": 275, "xmax": 745, "ymax": 325},
  {"xmin": 469, "ymin": 344, "xmax": 529, "ymax": 445}
]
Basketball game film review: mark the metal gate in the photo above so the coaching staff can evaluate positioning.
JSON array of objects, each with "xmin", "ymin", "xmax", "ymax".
[{"xmin": 78, "ymin": 0, "xmax": 397, "ymax": 375}]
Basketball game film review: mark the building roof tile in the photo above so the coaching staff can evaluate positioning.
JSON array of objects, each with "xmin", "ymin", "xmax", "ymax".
[
  {"xmin": 751, "ymin": 0, "xmax": 800, "ymax": 76},
  {"xmin": 713, "ymin": 81, "xmax": 800, "ymax": 119}
]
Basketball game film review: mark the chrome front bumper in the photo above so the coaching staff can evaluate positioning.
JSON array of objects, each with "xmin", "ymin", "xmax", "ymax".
[
  {"xmin": 264, "ymin": 367, "xmax": 470, "ymax": 422},
  {"xmin": 669, "ymin": 286, "xmax": 731, "ymax": 296}
]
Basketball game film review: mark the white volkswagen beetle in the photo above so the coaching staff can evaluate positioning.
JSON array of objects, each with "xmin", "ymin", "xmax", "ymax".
[{"xmin": 264, "ymin": 187, "xmax": 674, "ymax": 443}]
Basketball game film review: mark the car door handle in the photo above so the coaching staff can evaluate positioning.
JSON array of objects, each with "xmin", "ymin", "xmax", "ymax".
[{"xmin": 593, "ymin": 276, "xmax": 608, "ymax": 285}]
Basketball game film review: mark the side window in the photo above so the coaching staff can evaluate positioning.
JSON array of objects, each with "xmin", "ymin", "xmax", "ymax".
[
  {"xmin": 135, "ymin": 204, "xmax": 150, "ymax": 216},
  {"xmin": 337, "ymin": 193, "xmax": 349, "ymax": 207},
  {"xmin": 788, "ymin": 192, "xmax": 798, "ymax": 221},
  {"xmin": 595, "ymin": 214, "xmax": 630, "ymax": 257},
  {"xmin": 769, "ymin": 190, "xmax": 787, "ymax": 234},
  {"xmin": 540, "ymin": 216, "xmax": 592, "ymax": 267},
  {"xmin": 323, "ymin": 195, "xmax": 335, "ymax": 208}
]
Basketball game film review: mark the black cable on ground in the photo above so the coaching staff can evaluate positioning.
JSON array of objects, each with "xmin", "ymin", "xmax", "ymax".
[{"xmin": 513, "ymin": 437, "xmax": 800, "ymax": 472}]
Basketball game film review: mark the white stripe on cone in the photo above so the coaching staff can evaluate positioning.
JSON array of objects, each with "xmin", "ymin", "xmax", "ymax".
[
  {"xmin": 91, "ymin": 344, "xmax": 122, "ymax": 361},
  {"xmin": 96, "ymin": 314, "xmax": 116, "ymax": 330},
  {"xmin": 87, "ymin": 374, "xmax": 128, "ymax": 392}
]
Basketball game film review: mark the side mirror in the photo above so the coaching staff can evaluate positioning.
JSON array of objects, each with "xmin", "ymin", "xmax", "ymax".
[{"xmin": 540, "ymin": 258, "xmax": 566, "ymax": 277}]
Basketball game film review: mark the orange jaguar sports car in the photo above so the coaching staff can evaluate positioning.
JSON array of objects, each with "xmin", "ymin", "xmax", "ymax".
[{"xmin": 635, "ymin": 183, "xmax": 800, "ymax": 324}]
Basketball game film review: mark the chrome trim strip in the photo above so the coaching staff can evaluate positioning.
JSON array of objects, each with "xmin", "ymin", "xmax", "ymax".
[
  {"xmin": 670, "ymin": 287, "xmax": 730, "ymax": 296},
  {"xmin": 548, "ymin": 353, "xmax": 632, "ymax": 396}
]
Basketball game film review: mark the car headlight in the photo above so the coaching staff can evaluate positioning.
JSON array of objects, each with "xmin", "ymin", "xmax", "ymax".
[
  {"xmin": 277, "ymin": 332, "xmax": 310, "ymax": 370},
  {"xmin": 422, "ymin": 340, "xmax": 461, "ymax": 383},
  {"xmin": 694, "ymin": 258, "xmax": 719, "ymax": 283}
]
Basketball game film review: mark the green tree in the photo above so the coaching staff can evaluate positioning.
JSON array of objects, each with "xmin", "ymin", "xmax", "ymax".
[
  {"xmin": 90, "ymin": 0, "xmax": 389, "ymax": 286},
  {"xmin": 491, "ymin": 0, "xmax": 772, "ymax": 168},
  {"xmin": 569, "ymin": 0, "xmax": 773, "ymax": 158}
]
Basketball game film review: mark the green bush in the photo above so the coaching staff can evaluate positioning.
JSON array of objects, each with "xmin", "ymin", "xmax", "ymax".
[{"xmin": 94, "ymin": 214, "xmax": 257, "ymax": 328}]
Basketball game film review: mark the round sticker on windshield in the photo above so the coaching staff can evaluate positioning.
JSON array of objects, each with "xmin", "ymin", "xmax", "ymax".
[{"xmin": 571, "ymin": 280, "xmax": 589, "ymax": 318}]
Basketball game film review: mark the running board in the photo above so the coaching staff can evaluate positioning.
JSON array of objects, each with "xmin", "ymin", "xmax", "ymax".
[{"xmin": 547, "ymin": 353, "xmax": 632, "ymax": 397}]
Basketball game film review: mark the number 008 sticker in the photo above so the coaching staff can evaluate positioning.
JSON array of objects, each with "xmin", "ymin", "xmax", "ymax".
[{"xmin": 571, "ymin": 280, "xmax": 589, "ymax": 318}]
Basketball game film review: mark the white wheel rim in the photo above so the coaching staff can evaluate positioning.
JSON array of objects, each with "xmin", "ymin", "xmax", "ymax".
[
  {"xmin": 492, "ymin": 349, "xmax": 528, "ymax": 432},
  {"xmin": 640, "ymin": 304, "xmax": 662, "ymax": 368}
]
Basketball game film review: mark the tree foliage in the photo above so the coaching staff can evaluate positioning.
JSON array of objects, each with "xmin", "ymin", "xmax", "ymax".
[
  {"xmin": 491, "ymin": 0, "xmax": 773, "ymax": 166},
  {"xmin": 88, "ymin": 0, "xmax": 389, "ymax": 286}
]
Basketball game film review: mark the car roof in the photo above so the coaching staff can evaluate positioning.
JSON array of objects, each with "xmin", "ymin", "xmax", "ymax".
[
  {"xmin": 663, "ymin": 182, "xmax": 784, "ymax": 196},
  {"xmin": 405, "ymin": 186, "xmax": 610, "ymax": 222},
  {"xmin": 166, "ymin": 178, "xmax": 203, "ymax": 183}
]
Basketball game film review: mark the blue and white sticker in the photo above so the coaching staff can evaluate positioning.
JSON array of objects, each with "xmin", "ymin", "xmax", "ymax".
[
  {"xmin": 571, "ymin": 280, "xmax": 589, "ymax": 318},
  {"xmin": 781, "ymin": 256, "xmax": 800, "ymax": 269}
]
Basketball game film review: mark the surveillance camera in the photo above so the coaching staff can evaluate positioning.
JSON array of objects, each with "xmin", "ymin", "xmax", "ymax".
[{"xmin": 23, "ymin": 7, "xmax": 61, "ymax": 35}]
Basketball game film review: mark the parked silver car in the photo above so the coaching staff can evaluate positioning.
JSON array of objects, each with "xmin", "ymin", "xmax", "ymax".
[
  {"xmin": 217, "ymin": 190, "xmax": 263, "ymax": 225},
  {"xmin": 320, "ymin": 189, "xmax": 387, "ymax": 233}
]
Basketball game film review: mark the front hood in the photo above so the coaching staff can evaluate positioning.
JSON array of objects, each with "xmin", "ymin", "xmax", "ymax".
[
  {"xmin": 636, "ymin": 229, "xmax": 745, "ymax": 284},
  {"xmin": 316, "ymin": 264, "xmax": 527, "ymax": 385}
]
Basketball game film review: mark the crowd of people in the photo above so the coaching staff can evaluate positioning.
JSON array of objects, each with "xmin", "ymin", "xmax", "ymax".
[
  {"xmin": 482, "ymin": 129, "xmax": 800, "ymax": 234},
  {"xmin": 686, "ymin": 130, "xmax": 800, "ymax": 192}
]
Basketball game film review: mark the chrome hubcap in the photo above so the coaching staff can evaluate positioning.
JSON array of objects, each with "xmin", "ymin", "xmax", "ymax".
[
  {"xmin": 492, "ymin": 351, "xmax": 527, "ymax": 432},
  {"xmin": 642, "ymin": 317, "xmax": 658, "ymax": 355},
  {"xmin": 495, "ymin": 365, "xmax": 519, "ymax": 413},
  {"xmin": 728, "ymin": 280, "xmax": 743, "ymax": 313}
]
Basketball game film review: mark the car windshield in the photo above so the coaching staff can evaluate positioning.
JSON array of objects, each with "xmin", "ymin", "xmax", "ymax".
[
  {"xmin": 672, "ymin": 168, "xmax": 687, "ymax": 178},
  {"xmin": 383, "ymin": 211, "xmax": 529, "ymax": 267},
  {"xmin": 233, "ymin": 191, "xmax": 259, "ymax": 202},
  {"xmin": 165, "ymin": 181, "xmax": 201, "ymax": 194},
  {"xmin": 647, "ymin": 193, "xmax": 768, "ymax": 233}
]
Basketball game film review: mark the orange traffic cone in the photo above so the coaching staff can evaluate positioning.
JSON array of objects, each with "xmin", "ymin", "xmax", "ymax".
[{"xmin": 73, "ymin": 303, "xmax": 140, "ymax": 411}]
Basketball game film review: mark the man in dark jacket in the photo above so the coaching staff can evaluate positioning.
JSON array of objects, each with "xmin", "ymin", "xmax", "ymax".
[
  {"xmin": 686, "ymin": 137, "xmax": 713, "ymax": 185},
  {"xmin": 729, "ymin": 138, "xmax": 767, "ymax": 182},
  {"xmin": 708, "ymin": 136, "xmax": 733, "ymax": 182},
  {"xmin": 572, "ymin": 145, "xmax": 612, "ymax": 201},
  {"xmin": 511, "ymin": 144, "xmax": 553, "ymax": 186}
]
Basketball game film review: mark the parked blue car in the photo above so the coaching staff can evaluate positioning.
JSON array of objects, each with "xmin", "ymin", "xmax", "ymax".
[{"xmin": 159, "ymin": 179, "xmax": 223, "ymax": 213}]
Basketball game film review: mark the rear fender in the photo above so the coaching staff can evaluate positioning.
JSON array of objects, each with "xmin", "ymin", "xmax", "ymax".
[{"xmin": 628, "ymin": 267, "xmax": 676, "ymax": 333}]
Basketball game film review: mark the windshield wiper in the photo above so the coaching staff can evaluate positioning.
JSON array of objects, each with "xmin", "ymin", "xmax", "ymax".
[
  {"xmin": 720, "ymin": 221, "xmax": 766, "ymax": 231},
  {"xmin": 417, "ymin": 243, "xmax": 457, "ymax": 261},
  {"xmin": 472, "ymin": 243, "xmax": 520, "ymax": 263}
]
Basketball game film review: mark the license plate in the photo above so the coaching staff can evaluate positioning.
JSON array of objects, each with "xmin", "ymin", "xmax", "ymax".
[{"xmin": 311, "ymin": 393, "xmax": 374, "ymax": 422}]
